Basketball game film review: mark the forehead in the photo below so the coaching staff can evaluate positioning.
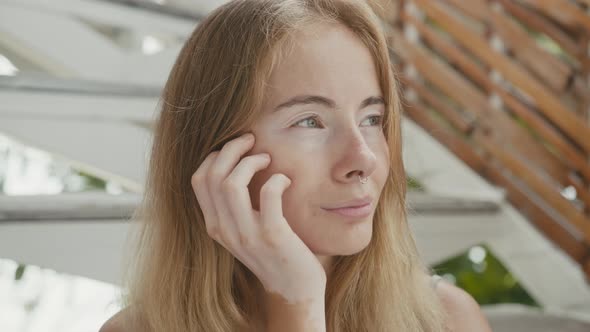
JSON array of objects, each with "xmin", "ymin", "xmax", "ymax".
[{"xmin": 262, "ymin": 22, "xmax": 382, "ymax": 109}]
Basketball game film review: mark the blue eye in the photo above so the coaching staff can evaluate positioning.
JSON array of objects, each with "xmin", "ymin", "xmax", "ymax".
[
  {"xmin": 293, "ymin": 116, "xmax": 323, "ymax": 128},
  {"xmin": 362, "ymin": 115, "xmax": 384, "ymax": 127},
  {"xmin": 292, "ymin": 115, "xmax": 384, "ymax": 129}
]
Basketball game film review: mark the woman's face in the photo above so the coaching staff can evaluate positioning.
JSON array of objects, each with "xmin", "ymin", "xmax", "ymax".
[{"xmin": 247, "ymin": 22, "xmax": 390, "ymax": 257}]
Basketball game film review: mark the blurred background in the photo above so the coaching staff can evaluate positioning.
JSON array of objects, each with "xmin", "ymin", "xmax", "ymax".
[{"xmin": 0, "ymin": 0, "xmax": 589, "ymax": 331}]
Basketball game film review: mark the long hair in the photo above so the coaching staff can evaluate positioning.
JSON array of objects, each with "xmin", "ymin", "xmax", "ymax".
[{"xmin": 121, "ymin": 0, "xmax": 448, "ymax": 330}]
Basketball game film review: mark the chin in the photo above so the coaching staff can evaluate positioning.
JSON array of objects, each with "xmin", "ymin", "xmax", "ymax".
[
  {"xmin": 336, "ymin": 234, "xmax": 372, "ymax": 256},
  {"xmin": 310, "ymin": 220, "xmax": 373, "ymax": 256}
]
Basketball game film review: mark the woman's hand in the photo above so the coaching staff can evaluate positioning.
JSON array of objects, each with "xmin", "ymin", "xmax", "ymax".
[{"xmin": 191, "ymin": 132, "xmax": 327, "ymax": 307}]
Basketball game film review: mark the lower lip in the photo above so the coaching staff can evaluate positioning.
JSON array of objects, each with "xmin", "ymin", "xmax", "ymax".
[{"xmin": 322, "ymin": 202, "xmax": 372, "ymax": 218}]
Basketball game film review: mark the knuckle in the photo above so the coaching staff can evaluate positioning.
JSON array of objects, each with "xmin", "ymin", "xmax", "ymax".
[
  {"xmin": 191, "ymin": 172, "xmax": 203, "ymax": 187},
  {"xmin": 238, "ymin": 232, "xmax": 252, "ymax": 248},
  {"xmin": 208, "ymin": 172, "xmax": 225, "ymax": 188},
  {"xmin": 261, "ymin": 227, "xmax": 280, "ymax": 247},
  {"xmin": 194, "ymin": 153, "xmax": 217, "ymax": 181},
  {"xmin": 221, "ymin": 178, "xmax": 239, "ymax": 193},
  {"xmin": 206, "ymin": 224, "xmax": 220, "ymax": 238},
  {"xmin": 208, "ymin": 168, "xmax": 224, "ymax": 181}
]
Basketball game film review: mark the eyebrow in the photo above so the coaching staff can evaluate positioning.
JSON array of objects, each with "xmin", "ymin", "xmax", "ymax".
[{"xmin": 273, "ymin": 95, "xmax": 385, "ymax": 113}]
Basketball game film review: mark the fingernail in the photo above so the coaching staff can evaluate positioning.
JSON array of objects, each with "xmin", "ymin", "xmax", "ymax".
[{"xmin": 244, "ymin": 133, "xmax": 254, "ymax": 141}]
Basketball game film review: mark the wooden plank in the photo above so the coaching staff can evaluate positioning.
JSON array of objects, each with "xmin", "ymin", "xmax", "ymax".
[
  {"xmin": 390, "ymin": 28, "xmax": 572, "ymax": 185},
  {"xmin": 499, "ymin": 90, "xmax": 590, "ymax": 183},
  {"xmin": 445, "ymin": 0, "xmax": 575, "ymax": 96},
  {"xmin": 488, "ymin": 166, "xmax": 590, "ymax": 264},
  {"xmin": 401, "ymin": 13, "xmax": 590, "ymax": 183},
  {"xmin": 399, "ymin": 75, "xmax": 475, "ymax": 134},
  {"xmin": 488, "ymin": 8, "xmax": 573, "ymax": 92},
  {"xmin": 518, "ymin": 0, "xmax": 590, "ymax": 32},
  {"xmin": 567, "ymin": 174, "xmax": 590, "ymax": 214},
  {"xmin": 497, "ymin": 0, "xmax": 584, "ymax": 61},
  {"xmin": 442, "ymin": 0, "xmax": 489, "ymax": 21},
  {"xmin": 401, "ymin": 12, "xmax": 491, "ymax": 93},
  {"xmin": 404, "ymin": 100, "xmax": 488, "ymax": 175},
  {"xmin": 412, "ymin": 0, "xmax": 590, "ymax": 153},
  {"xmin": 575, "ymin": 0, "xmax": 590, "ymax": 8},
  {"xmin": 473, "ymin": 131, "xmax": 590, "ymax": 244}
]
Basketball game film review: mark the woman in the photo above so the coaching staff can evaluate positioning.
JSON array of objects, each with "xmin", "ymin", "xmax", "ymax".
[{"xmin": 101, "ymin": 0, "xmax": 492, "ymax": 331}]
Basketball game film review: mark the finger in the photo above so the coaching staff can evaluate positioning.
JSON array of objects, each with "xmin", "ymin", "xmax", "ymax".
[
  {"xmin": 207, "ymin": 133, "xmax": 255, "ymax": 186},
  {"xmin": 191, "ymin": 151, "xmax": 222, "ymax": 240},
  {"xmin": 208, "ymin": 133, "xmax": 256, "ymax": 248},
  {"xmin": 259, "ymin": 173, "xmax": 292, "ymax": 229},
  {"xmin": 222, "ymin": 153, "xmax": 271, "ymax": 240}
]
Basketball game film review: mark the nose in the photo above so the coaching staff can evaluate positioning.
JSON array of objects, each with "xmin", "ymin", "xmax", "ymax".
[{"xmin": 332, "ymin": 129, "xmax": 377, "ymax": 184}]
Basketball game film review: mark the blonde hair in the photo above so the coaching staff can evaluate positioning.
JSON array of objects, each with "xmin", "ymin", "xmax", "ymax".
[{"xmin": 122, "ymin": 0, "xmax": 448, "ymax": 331}]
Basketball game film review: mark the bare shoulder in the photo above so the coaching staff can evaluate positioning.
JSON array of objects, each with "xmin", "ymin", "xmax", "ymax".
[
  {"xmin": 99, "ymin": 307, "xmax": 135, "ymax": 332},
  {"xmin": 433, "ymin": 277, "xmax": 493, "ymax": 332}
]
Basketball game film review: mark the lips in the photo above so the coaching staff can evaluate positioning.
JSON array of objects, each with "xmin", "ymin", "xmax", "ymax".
[
  {"xmin": 323, "ymin": 196, "xmax": 372, "ymax": 209},
  {"xmin": 321, "ymin": 196, "xmax": 373, "ymax": 218}
]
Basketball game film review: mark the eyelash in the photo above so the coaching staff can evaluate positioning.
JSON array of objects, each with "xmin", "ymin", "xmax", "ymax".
[{"xmin": 292, "ymin": 115, "xmax": 384, "ymax": 129}]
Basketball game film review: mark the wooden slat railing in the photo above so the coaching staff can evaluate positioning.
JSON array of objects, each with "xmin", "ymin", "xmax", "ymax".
[
  {"xmin": 446, "ymin": 0, "xmax": 573, "ymax": 93},
  {"xmin": 371, "ymin": 0, "xmax": 590, "ymax": 282},
  {"xmin": 412, "ymin": 0, "xmax": 590, "ymax": 153},
  {"xmin": 404, "ymin": 99, "xmax": 589, "ymax": 258},
  {"xmin": 518, "ymin": 0, "xmax": 590, "ymax": 32},
  {"xmin": 400, "ymin": 10, "xmax": 590, "ymax": 183}
]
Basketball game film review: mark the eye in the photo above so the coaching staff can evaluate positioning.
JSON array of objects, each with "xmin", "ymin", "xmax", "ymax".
[
  {"xmin": 361, "ymin": 115, "xmax": 384, "ymax": 127},
  {"xmin": 293, "ymin": 116, "xmax": 324, "ymax": 129}
]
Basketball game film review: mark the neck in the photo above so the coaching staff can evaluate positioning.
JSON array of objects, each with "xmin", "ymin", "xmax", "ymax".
[{"xmin": 316, "ymin": 254, "xmax": 334, "ymax": 278}]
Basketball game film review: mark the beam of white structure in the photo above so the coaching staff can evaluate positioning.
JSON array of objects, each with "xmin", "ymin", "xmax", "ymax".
[
  {"xmin": 0, "ymin": 219, "xmax": 133, "ymax": 286},
  {"xmin": 0, "ymin": 90, "xmax": 158, "ymax": 123},
  {"xmin": 164, "ymin": 0, "xmax": 230, "ymax": 16},
  {"xmin": 4, "ymin": 0, "xmax": 198, "ymax": 37},
  {"xmin": 484, "ymin": 303, "xmax": 590, "ymax": 331},
  {"xmin": 0, "ymin": 193, "xmax": 140, "ymax": 221},
  {"xmin": 0, "ymin": 2, "xmax": 183, "ymax": 85},
  {"xmin": 0, "ymin": 192, "xmax": 494, "ymax": 284},
  {"xmin": 0, "ymin": 117, "xmax": 151, "ymax": 192}
]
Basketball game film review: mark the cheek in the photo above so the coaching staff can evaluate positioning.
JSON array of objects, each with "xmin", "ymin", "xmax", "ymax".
[
  {"xmin": 247, "ymin": 128, "xmax": 325, "ymax": 181},
  {"xmin": 371, "ymin": 136, "xmax": 391, "ymax": 188},
  {"xmin": 246, "ymin": 146, "xmax": 306, "ymax": 211},
  {"xmin": 366, "ymin": 132, "xmax": 390, "ymax": 163}
]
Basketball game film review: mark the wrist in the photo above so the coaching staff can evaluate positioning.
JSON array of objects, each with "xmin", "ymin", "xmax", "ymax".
[{"xmin": 264, "ymin": 292, "xmax": 326, "ymax": 332}]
